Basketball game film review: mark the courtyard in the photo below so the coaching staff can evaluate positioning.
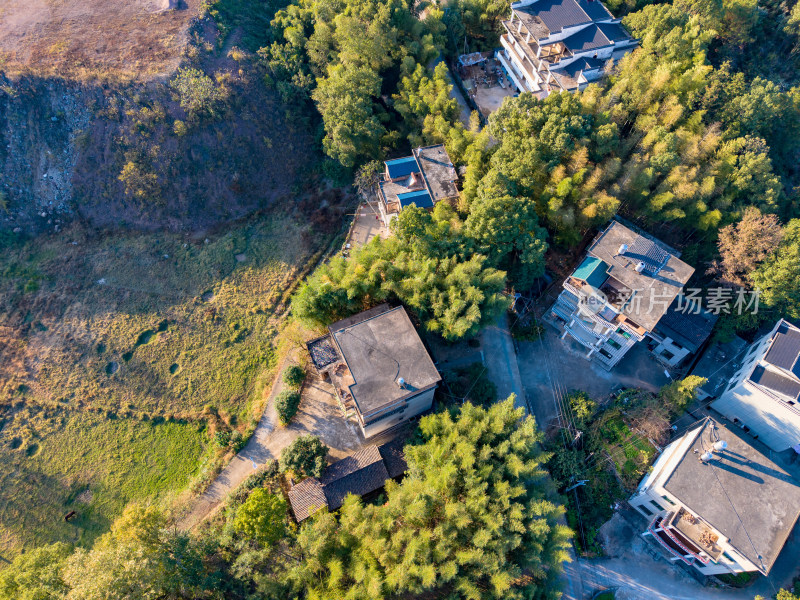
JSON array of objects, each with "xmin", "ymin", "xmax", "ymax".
[{"xmin": 518, "ymin": 323, "xmax": 672, "ymax": 432}]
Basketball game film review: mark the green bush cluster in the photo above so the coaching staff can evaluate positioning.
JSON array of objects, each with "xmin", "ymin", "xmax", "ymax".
[
  {"xmin": 282, "ymin": 365, "xmax": 306, "ymax": 389},
  {"xmin": 275, "ymin": 390, "xmax": 301, "ymax": 426}
]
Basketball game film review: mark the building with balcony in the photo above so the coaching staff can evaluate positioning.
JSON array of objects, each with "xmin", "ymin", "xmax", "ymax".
[
  {"xmin": 306, "ymin": 304, "xmax": 441, "ymax": 438},
  {"xmin": 496, "ymin": 0, "xmax": 638, "ymax": 95},
  {"xmin": 630, "ymin": 418, "xmax": 800, "ymax": 576},
  {"xmin": 377, "ymin": 145, "xmax": 459, "ymax": 228},
  {"xmin": 710, "ymin": 319, "xmax": 800, "ymax": 452},
  {"xmin": 547, "ymin": 220, "xmax": 694, "ymax": 369}
]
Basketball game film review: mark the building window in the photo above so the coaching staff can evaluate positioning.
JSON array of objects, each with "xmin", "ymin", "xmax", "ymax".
[
  {"xmin": 599, "ymin": 349, "xmax": 613, "ymax": 359},
  {"xmin": 364, "ymin": 405, "xmax": 405, "ymax": 427},
  {"xmin": 661, "ymin": 495, "xmax": 676, "ymax": 505},
  {"xmin": 637, "ymin": 503, "xmax": 653, "ymax": 516},
  {"xmin": 616, "ymin": 327, "xmax": 632, "ymax": 340},
  {"xmin": 649, "ymin": 500, "xmax": 663, "ymax": 512},
  {"xmin": 607, "ymin": 338, "xmax": 622, "ymax": 350},
  {"xmin": 661, "ymin": 349, "xmax": 675, "ymax": 360},
  {"xmin": 722, "ymin": 552, "xmax": 734, "ymax": 562}
]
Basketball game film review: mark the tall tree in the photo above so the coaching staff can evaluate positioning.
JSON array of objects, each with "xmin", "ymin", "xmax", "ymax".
[
  {"xmin": 710, "ymin": 206, "xmax": 784, "ymax": 287},
  {"xmin": 751, "ymin": 219, "xmax": 800, "ymax": 319},
  {"xmin": 290, "ymin": 399, "xmax": 572, "ymax": 599},
  {"xmin": 0, "ymin": 542, "xmax": 71, "ymax": 600}
]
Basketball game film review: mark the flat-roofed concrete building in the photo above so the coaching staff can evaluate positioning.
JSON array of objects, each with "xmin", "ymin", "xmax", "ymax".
[
  {"xmin": 711, "ymin": 319, "xmax": 800, "ymax": 451},
  {"xmin": 497, "ymin": 0, "xmax": 638, "ymax": 95},
  {"xmin": 307, "ymin": 305, "xmax": 441, "ymax": 438},
  {"xmin": 378, "ymin": 145, "xmax": 458, "ymax": 228},
  {"xmin": 630, "ymin": 418, "xmax": 800, "ymax": 576},
  {"xmin": 546, "ymin": 220, "xmax": 695, "ymax": 369}
]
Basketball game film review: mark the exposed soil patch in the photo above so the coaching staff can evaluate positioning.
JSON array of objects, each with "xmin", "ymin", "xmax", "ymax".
[
  {"xmin": 0, "ymin": 0, "xmax": 202, "ymax": 79},
  {"xmin": 235, "ymin": 253, "xmax": 247, "ymax": 262},
  {"xmin": 75, "ymin": 489, "xmax": 93, "ymax": 504}
]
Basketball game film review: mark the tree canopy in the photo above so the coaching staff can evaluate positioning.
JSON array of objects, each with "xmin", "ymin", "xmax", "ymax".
[{"xmin": 288, "ymin": 399, "xmax": 572, "ymax": 599}]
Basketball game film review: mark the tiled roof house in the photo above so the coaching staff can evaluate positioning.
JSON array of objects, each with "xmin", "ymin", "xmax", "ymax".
[{"xmin": 496, "ymin": 0, "xmax": 638, "ymax": 95}]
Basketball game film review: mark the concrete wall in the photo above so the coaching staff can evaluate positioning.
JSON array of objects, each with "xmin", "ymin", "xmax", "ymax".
[
  {"xmin": 361, "ymin": 386, "xmax": 436, "ymax": 438},
  {"xmin": 630, "ymin": 489, "xmax": 758, "ymax": 575},
  {"xmin": 712, "ymin": 383, "xmax": 800, "ymax": 451}
]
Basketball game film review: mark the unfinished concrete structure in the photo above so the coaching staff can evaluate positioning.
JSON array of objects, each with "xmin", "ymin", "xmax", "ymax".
[
  {"xmin": 307, "ymin": 305, "xmax": 441, "ymax": 438},
  {"xmin": 711, "ymin": 319, "xmax": 800, "ymax": 451},
  {"xmin": 630, "ymin": 418, "xmax": 800, "ymax": 576},
  {"xmin": 547, "ymin": 220, "xmax": 694, "ymax": 369}
]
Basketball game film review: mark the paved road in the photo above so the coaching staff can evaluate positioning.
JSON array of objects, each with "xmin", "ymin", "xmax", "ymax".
[
  {"xmin": 479, "ymin": 312, "xmax": 527, "ymax": 414},
  {"xmin": 572, "ymin": 510, "xmax": 800, "ymax": 600}
]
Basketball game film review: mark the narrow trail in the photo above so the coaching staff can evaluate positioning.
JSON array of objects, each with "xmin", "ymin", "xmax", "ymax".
[{"xmin": 177, "ymin": 350, "xmax": 295, "ymax": 530}]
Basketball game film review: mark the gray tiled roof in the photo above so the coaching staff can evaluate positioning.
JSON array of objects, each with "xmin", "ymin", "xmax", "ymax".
[
  {"xmin": 560, "ymin": 24, "xmax": 612, "ymax": 52},
  {"xmin": 320, "ymin": 446, "xmax": 390, "ymax": 511},
  {"xmin": 521, "ymin": 0, "xmax": 613, "ymax": 35},
  {"xmin": 287, "ymin": 478, "xmax": 327, "ymax": 522},
  {"xmin": 288, "ymin": 443, "xmax": 408, "ymax": 522},
  {"xmin": 764, "ymin": 322, "xmax": 800, "ymax": 378},
  {"xmin": 377, "ymin": 437, "xmax": 409, "ymax": 479},
  {"xmin": 750, "ymin": 365, "xmax": 800, "ymax": 400},
  {"xmin": 654, "ymin": 297, "xmax": 718, "ymax": 354}
]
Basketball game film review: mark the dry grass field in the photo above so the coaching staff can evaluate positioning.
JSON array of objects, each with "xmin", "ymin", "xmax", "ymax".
[
  {"xmin": 0, "ymin": 204, "xmax": 351, "ymax": 555},
  {"xmin": 0, "ymin": 0, "xmax": 202, "ymax": 79}
]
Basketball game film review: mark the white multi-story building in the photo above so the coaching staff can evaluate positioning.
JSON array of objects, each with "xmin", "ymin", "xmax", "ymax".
[
  {"xmin": 711, "ymin": 319, "xmax": 800, "ymax": 452},
  {"xmin": 496, "ymin": 0, "xmax": 638, "ymax": 94},
  {"xmin": 630, "ymin": 418, "xmax": 800, "ymax": 576},
  {"xmin": 547, "ymin": 220, "xmax": 695, "ymax": 369}
]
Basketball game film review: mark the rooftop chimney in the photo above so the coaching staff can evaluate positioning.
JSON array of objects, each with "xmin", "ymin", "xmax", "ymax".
[
  {"xmin": 700, "ymin": 451, "xmax": 713, "ymax": 463},
  {"xmin": 635, "ymin": 262, "xmax": 645, "ymax": 273},
  {"xmin": 713, "ymin": 440, "xmax": 728, "ymax": 452},
  {"xmin": 618, "ymin": 244, "xmax": 628, "ymax": 255},
  {"xmin": 397, "ymin": 377, "xmax": 406, "ymax": 389}
]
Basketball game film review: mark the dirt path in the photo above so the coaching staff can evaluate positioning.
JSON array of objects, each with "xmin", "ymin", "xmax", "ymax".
[{"xmin": 177, "ymin": 350, "xmax": 296, "ymax": 530}]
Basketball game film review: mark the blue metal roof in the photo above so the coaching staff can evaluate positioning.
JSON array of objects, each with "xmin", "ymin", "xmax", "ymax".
[
  {"xmin": 397, "ymin": 190, "xmax": 433, "ymax": 209},
  {"xmin": 385, "ymin": 156, "xmax": 420, "ymax": 179},
  {"xmin": 572, "ymin": 256, "xmax": 608, "ymax": 288}
]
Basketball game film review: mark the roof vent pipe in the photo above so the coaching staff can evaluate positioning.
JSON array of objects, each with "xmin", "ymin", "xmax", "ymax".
[
  {"xmin": 635, "ymin": 262, "xmax": 645, "ymax": 273},
  {"xmin": 397, "ymin": 377, "xmax": 406, "ymax": 389},
  {"xmin": 700, "ymin": 451, "xmax": 713, "ymax": 463},
  {"xmin": 618, "ymin": 244, "xmax": 628, "ymax": 255},
  {"xmin": 713, "ymin": 440, "xmax": 728, "ymax": 452}
]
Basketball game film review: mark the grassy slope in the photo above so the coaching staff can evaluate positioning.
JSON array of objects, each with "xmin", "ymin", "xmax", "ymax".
[{"xmin": 0, "ymin": 209, "xmax": 344, "ymax": 554}]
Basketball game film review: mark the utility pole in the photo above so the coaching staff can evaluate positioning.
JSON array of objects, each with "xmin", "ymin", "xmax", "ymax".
[{"xmin": 564, "ymin": 480, "xmax": 589, "ymax": 493}]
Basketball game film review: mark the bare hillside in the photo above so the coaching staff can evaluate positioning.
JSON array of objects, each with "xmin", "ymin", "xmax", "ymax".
[{"xmin": 0, "ymin": 0, "xmax": 201, "ymax": 80}]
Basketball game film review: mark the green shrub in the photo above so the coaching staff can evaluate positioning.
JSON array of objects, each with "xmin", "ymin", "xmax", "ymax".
[
  {"xmin": 283, "ymin": 365, "xmax": 306, "ymax": 389},
  {"xmin": 214, "ymin": 430, "xmax": 231, "ymax": 447},
  {"xmin": 230, "ymin": 431, "xmax": 246, "ymax": 452},
  {"xmin": 279, "ymin": 435, "xmax": 328, "ymax": 477},
  {"xmin": 275, "ymin": 390, "xmax": 301, "ymax": 426}
]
